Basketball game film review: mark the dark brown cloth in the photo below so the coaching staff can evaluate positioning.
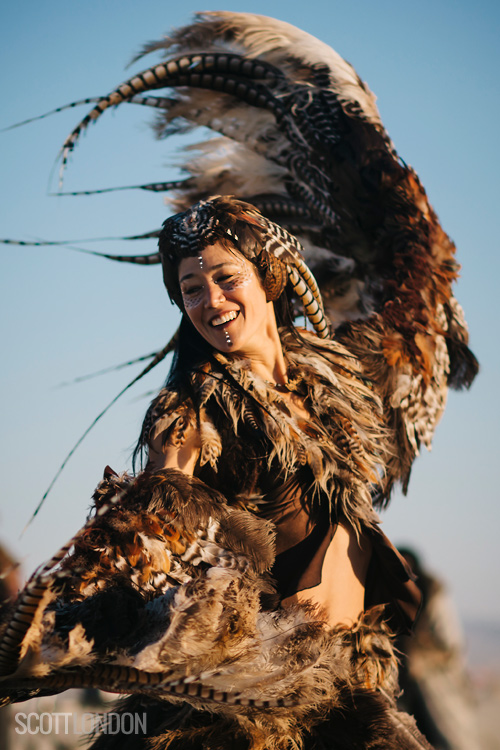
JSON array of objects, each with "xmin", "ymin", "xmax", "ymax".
[{"xmin": 258, "ymin": 469, "xmax": 421, "ymax": 631}]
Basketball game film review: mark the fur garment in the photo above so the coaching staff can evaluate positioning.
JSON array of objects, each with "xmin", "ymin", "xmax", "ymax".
[
  {"xmin": 0, "ymin": 328, "xmax": 432, "ymax": 748},
  {"xmin": 0, "ymin": 467, "xmax": 432, "ymax": 749}
]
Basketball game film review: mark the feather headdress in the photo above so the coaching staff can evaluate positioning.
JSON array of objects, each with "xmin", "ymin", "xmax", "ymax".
[
  {"xmin": 0, "ymin": 10, "xmax": 478, "ymax": 512},
  {"xmin": 10, "ymin": 10, "xmax": 474, "ymax": 382}
]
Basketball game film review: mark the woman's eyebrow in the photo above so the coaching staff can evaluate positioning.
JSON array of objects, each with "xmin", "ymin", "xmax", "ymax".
[{"xmin": 179, "ymin": 262, "xmax": 236, "ymax": 284}]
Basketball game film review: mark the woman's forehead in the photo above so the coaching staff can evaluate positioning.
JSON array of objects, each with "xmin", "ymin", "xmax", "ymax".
[{"xmin": 178, "ymin": 243, "xmax": 251, "ymax": 279}]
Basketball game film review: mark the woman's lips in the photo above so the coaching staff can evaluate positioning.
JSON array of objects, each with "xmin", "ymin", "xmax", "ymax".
[{"xmin": 210, "ymin": 311, "xmax": 239, "ymax": 327}]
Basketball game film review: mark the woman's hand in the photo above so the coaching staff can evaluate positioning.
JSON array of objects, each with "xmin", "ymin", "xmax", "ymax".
[{"xmin": 147, "ymin": 425, "xmax": 201, "ymax": 475}]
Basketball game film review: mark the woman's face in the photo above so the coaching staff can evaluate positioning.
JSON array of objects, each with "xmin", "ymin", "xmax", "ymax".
[{"xmin": 178, "ymin": 242, "xmax": 275, "ymax": 356}]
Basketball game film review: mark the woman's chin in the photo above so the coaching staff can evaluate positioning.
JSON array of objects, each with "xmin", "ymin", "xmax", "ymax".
[
  {"xmin": 207, "ymin": 320, "xmax": 242, "ymax": 352},
  {"xmin": 205, "ymin": 327, "xmax": 235, "ymax": 352}
]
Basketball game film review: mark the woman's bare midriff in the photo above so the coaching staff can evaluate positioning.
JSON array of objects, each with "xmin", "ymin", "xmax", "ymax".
[
  {"xmin": 282, "ymin": 522, "xmax": 372, "ymax": 628},
  {"xmin": 274, "ymin": 390, "xmax": 373, "ymax": 627}
]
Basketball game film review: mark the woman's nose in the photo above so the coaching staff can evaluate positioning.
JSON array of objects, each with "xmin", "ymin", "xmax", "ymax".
[{"xmin": 204, "ymin": 281, "xmax": 225, "ymax": 307}]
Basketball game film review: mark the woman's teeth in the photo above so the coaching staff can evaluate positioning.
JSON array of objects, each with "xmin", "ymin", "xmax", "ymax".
[{"xmin": 211, "ymin": 311, "xmax": 238, "ymax": 327}]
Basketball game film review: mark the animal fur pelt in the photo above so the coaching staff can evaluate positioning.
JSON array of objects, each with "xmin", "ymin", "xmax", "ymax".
[{"xmin": 0, "ymin": 467, "xmax": 427, "ymax": 749}]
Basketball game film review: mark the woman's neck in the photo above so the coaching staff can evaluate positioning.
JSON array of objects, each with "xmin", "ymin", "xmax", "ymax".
[{"xmin": 246, "ymin": 344, "xmax": 288, "ymax": 386}]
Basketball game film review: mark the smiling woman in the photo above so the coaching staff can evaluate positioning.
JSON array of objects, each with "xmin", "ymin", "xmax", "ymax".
[
  {"xmin": 0, "ymin": 9, "xmax": 478, "ymax": 750},
  {"xmin": 1, "ymin": 195, "xmax": 432, "ymax": 750},
  {"xmin": 151, "ymin": 222, "xmax": 373, "ymax": 628},
  {"xmin": 119, "ymin": 195, "xmax": 427, "ymax": 745}
]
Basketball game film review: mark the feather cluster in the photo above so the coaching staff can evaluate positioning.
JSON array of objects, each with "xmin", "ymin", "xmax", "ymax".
[
  {"xmin": 49, "ymin": 10, "xmax": 477, "ymax": 468},
  {"xmin": 0, "ymin": 469, "xmax": 411, "ymax": 749},
  {"xmin": 141, "ymin": 326, "xmax": 435, "ymax": 512},
  {"xmin": 143, "ymin": 329, "xmax": 386, "ymax": 520}
]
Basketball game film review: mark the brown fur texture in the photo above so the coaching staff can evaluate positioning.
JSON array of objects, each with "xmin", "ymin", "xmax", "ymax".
[
  {"xmin": 0, "ymin": 469, "xmax": 416, "ymax": 748},
  {"xmin": 0, "ymin": 324, "xmax": 428, "ymax": 747},
  {"xmin": 88, "ymin": 690, "xmax": 433, "ymax": 750}
]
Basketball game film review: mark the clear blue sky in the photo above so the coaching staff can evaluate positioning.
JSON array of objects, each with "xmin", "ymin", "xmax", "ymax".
[{"xmin": 1, "ymin": 0, "xmax": 499, "ymax": 624}]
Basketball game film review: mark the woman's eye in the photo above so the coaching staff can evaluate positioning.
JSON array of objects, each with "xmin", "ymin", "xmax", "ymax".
[
  {"xmin": 218, "ymin": 274, "xmax": 236, "ymax": 284},
  {"xmin": 182, "ymin": 285, "xmax": 202, "ymax": 296}
]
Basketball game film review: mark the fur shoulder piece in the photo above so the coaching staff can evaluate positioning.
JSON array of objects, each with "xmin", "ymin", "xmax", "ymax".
[
  {"xmin": 0, "ymin": 467, "xmax": 416, "ymax": 750},
  {"xmin": 0, "ymin": 466, "xmax": 434, "ymax": 750}
]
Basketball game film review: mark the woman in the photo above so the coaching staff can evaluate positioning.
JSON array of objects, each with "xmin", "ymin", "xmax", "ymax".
[
  {"xmin": 140, "ymin": 194, "xmax": 420, "ymax": 633},
  {"xmin": 0, "ymin": 196, "xmax": 430, "ymax": 750},
  {"xmin": 0, "ymin": 10, "xmax": 477, "ymax": 747},
  {"xmin": 108, "ymin": 194, "xmax": 429, "ymax": 747},
  {"xmin": 154, "ymin": 235, "xmax": 372, "ymax": 629}
]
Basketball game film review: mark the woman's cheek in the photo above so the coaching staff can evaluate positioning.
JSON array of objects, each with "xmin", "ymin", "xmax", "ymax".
[{"xmin": 182, "ymin": 291, "xmax": 204, "ymax": 309}]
